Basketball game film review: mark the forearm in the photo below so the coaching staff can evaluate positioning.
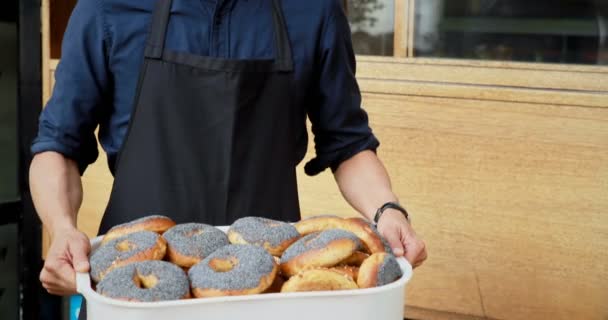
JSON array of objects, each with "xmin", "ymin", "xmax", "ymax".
[
  {"xmin": 29, "ymin": 151, "xmax": 83, "ymax": 236},
  {"xmin": 333, "ymin": 150, "xmax": 398, "ymax": 221}
]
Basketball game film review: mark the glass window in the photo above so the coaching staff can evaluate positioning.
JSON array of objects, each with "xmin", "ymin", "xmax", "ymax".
[
  {"xmin": 347, "ymin": 0, "xmax": 395, "ymax": 56},
  {"xmin": 414, "ymin": 0, "xmax": 608, "ymax": 65},
  {"xmin": 0, "ymin": 1, "xmax": 18, "ymax": 202}
]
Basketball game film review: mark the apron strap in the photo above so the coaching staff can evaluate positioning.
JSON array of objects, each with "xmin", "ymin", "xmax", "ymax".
[
  {"xmin": 144, "ymin": 0, "xmax": 173, "ymax": 59},
  {"xmin": 271, "ymin": 0, "xmax": 294, "ymax": 71},
  {"xmin": 144, "ymin": 0, "xmax": 294, "ymax": 72}
]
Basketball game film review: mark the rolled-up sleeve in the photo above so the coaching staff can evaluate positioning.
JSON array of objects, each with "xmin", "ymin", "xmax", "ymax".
[
  {"xmin": 31, "ymin": 0, "xmax": 109, "ymax": 173},
  {"xmin": 304, "ymin": 1, "xmax": 379, "ymax": 176}
]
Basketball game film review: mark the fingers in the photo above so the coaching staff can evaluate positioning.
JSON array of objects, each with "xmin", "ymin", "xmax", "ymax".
[
  {"xmin": 374, "ymin": 209, "xmax": 428, "ymax": 267},
  {"xmin": 382, "ymin": 228, "xmax": 405, "ymax": 257},
  {"xmin": 70, "ymin": 236, "xmax": 91, "ymax": 273},
  {"xmin": 413, "ymin": 249, "xmax": 428, "ymax": 268},
  {"xmin": 40, "ymin": 230, "xmax": 90, "ymax": 296},
  {"xmin": 403, "ymin": 236, "xmax": 427, "ymax": 269},
  {"xmin": 40, "ymin": 257, "xmax": 77, "ymax": 296}
]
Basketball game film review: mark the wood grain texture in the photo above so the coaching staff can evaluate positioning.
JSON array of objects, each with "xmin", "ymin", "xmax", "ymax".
[
  {"xmin": 407, "ymin": 0, "xmax": 415, "ymax": 57},
  {"xmin": 358, "ymin": 78, "xmax": 608, "ymax": 108},
  {"xmin": 358, "ymin": 55, "xmax": 608, "ymax": 74},
  {"xmin": 393, "ymin": 0, "xmax": 407, "ymax": 58},
  {"xmin": 405, "ymin": 306, "xmax": 490, "ymax": 320},
  {"xmin": 357, "ymin": 58, "xmax": 608, "ymax": 93},
  {"xmin": 41, "ymin": 0, "xmax": 50, "ymax": 105}
]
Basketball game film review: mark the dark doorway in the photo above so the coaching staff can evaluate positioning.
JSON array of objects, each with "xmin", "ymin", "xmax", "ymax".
[
  {"xmin": 0, "ymin": 0, "xmax": 48, "ymax": 319},
  {"xmin": 0, "ymin": 0, "xmax": 21, "ymax": 319}
]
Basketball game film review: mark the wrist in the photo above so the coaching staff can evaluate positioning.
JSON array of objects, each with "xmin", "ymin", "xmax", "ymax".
[
  {"xmin": 362, "ymin": 197, "xmax": 400, "ymax": 222},
  {"xmin": 378, "ymin": 208, "xmax": 409, "ymax": 223},
  {"xmin": 374, "ymin": 201, "xmax": 410, "ymax": 225},
  {"xmin": 48, "ymin": 220, "xmax": 77, "ymax": 237}
]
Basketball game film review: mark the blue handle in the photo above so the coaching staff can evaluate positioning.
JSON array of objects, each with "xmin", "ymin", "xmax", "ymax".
[{"xmin": 69, "ymin": 295, "xmax": 83, "ymax": 320}]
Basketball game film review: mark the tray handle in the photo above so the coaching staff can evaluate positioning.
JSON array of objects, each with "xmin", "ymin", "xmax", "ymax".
[{"xmin": 76, "ymin": 272, "xmax": 91, "ymax": 295}]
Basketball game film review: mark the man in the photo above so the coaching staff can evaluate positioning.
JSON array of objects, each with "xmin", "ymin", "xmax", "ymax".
[{"xmin": 31, "ymin": 0, "xmax": 427, "ymax": 298}]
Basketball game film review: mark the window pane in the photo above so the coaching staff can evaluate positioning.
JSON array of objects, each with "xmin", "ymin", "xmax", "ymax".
[
  {"xmin": 0, "ymin": 3, "xmax": 18, "ymax": 202},
  {"xmin": 347, "ymin": 0, "xmax": 395, "ymax": 56},
  {"xmin": 414, "ymin": 0, "xmax": 608, "ymax": 65}
]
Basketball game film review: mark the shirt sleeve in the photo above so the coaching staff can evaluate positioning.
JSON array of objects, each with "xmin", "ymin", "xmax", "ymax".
[
  {"xmin": 304, "ymin": 0, "xmax": 380, "ymax": 176},
  {"xmin": 31, "ymin": 0, "xmax": 110, "ymax": 174}
]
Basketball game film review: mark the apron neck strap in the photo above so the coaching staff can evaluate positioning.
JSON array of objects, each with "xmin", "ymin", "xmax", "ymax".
[
  {"xmin": 144, "ymin": 0, "xmax": 173, "ymax": 60},
  {"xmin": 144, "ymin": 0, "xmax": 294, "ymax": 72},
  {"xmin": 270, "ymin": 0, "xmax": 294, "ymax": 71}
]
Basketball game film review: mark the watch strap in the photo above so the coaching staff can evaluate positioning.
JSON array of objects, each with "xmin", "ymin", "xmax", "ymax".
[{"xmin": 374, "ymin": 202, "xmax": 410, "ymax": 224}]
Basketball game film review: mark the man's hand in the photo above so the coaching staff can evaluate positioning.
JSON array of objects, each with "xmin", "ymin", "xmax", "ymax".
[
  {"xmin": 376, "ymin": 209, "xmax": 427, "ymax": 268},
  {"xmin": 30, "ymin": 152, "xmax": 87, "ymax": 295},
  {"xmin": 40, "ymin": 228, "xmax": 91, "ymax": 296},
  {"xmin": 333, "ymin": 150, "xmax": 428, "ymax": 268}
]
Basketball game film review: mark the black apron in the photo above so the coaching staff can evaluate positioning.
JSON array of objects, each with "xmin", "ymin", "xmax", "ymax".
[
  {"xmin": 81, "ymin": 1, "xmax": 300, "ymax": 317},
  {"xmin": 99, "ymin": 0, "xmax": 300, "ymax": 234}
]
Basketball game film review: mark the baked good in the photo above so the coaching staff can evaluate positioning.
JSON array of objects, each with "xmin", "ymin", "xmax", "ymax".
[
  {"xmin": 339, "ymin": 251, "xmax": 369, "ymax": 266},
  {"xmin": 294, "ymin": 216, "xmax": 385, "ymax": 254},
  {"xmin": 280, "ymin": 229, "xmax": 360, "ymax": 277},
  {"xmin": 352, "ymin": 217, "xmax": 394, "ymax": 254},
  {"xmin": 188, "ymin": 244, "xmax": 277, "ymax": 297},
  {"xmin": 96, "ymin": 260, "xmax": 190, "ymax": 301},
  {"xmin": 281, "ymin": 269, "xmax": 358, "ymax": 293},
  {"xmin": 163, "ymin": 223, "xmax": 229, "ymax": 268},
  {"xmin": 101, "ymin": 215, "xmax": 175, "ymax": 245},
  {"xmin": 357, "ymin": 252, "xmax": 403, "ymax": 288},
  {"xmin": 263, "ymin": 274, "xmax": 287, "ymax": 294},
  {"xmin": 227, "ymin": 217, "xmax": 300, "ymax": 256},
  {"xmin": 90, "ymin": 230, "xmax": 167, "ymax": 282},
  {"xmin": 332, "ymin": 265, "xmax": 359, "ymax": 282}
]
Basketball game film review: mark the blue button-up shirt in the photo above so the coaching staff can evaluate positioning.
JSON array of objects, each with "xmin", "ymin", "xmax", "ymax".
[{"xmin": 32, "ymin": 0, "xmax": 379, "ymax": 175}]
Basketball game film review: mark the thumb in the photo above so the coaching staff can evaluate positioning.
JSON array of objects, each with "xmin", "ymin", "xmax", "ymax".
[
  {"xmin": 383, "ymin": 229, "xmax": 405, "ymax": 257},
  {"xmin": 69, "ymin": 237, "xmax": 91, "ymax": 273}
]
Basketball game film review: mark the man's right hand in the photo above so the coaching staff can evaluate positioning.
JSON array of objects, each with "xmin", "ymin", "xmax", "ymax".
[{"xmin": 40, "ymin": 227, "xmax": 91, "ymax": 296}]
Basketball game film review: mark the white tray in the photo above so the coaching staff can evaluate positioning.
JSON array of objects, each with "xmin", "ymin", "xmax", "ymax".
[{"xmin": 77, "ymin": 227, "xmax": 413, "ymax": 320}]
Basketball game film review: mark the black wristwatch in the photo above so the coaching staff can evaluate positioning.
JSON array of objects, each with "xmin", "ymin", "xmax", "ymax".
[{"xmin": 374, "ymin": 202, "xmax": 410, "ymax": 225}]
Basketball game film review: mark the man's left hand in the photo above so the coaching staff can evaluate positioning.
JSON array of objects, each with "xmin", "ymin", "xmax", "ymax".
[{"xmin": 376, "ymin": 209, "xmax": 427, "ymax": 268}]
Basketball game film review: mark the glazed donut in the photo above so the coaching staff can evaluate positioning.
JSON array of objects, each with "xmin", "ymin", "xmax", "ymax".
[
  {"xmin": 332, "ymin": 265, "xmax": 359, "ymax": 282},
  {"xmin": 163, "ymin": 223, "xmax": 229, "ymax": 268},
  {"xmin": 102, "ymin": 215, "xmax": 176, "ymax": 244},
  {"xmin": 227, "ymin": 217, "xmax": 300, "ymax": 256},
  {"xmin": 90, "ymin": 231, "xmax": 167, "ymax": 282},
  {"xmin": 340, "ymin": 251, "xmax": 369, "ymax": 266},
  {"xmin": 294, "ymin": 216, "xmax": 385, "ymax": 254},
  {"xmin": 96, "ymin": 260, "xmax": 190, "ymax": 301},
  {"xmin": 280, "ymin": 229, "xmax": 360, "ymax": 277},
  {"xmin": 188, "ymin": 244, "xmax": 277, "ymax": 297},
  {"xmin": 281, "ymin": 269, "xmax": 358, "ymax": 293},
  {"xmin": 357, "ymin": 252, "xmax": 403, "ymax": 288}
]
